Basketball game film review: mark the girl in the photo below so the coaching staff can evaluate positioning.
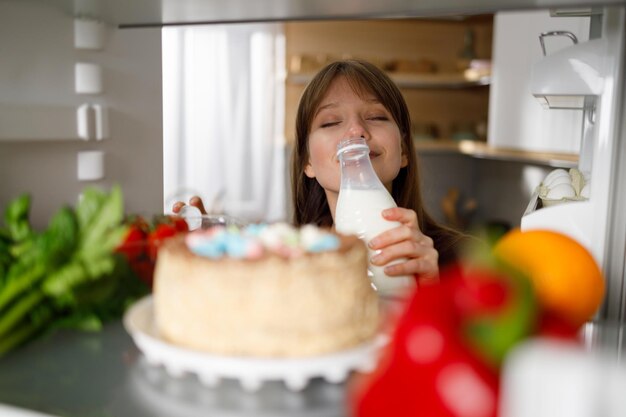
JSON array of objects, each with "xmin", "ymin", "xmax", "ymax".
[
  {"xmin": 292, "ymin": 59, "xmax": 464, "ymax": 285},
  {"xmin": 174, "ymin": 59, "xmax": 465, "ymax": 285}
]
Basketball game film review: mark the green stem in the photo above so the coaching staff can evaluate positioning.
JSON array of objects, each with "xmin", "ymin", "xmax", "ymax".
[
  {"xmin": 0, "ymin": 290, "xmax": 45, "ymax": 338},
  {"xmin": 0, "ymin": 312, "xmax": 50, "ymax": 357},
  {"xmin": 0, "ymin": 264, "xmax": 44, "ymax": 313}
]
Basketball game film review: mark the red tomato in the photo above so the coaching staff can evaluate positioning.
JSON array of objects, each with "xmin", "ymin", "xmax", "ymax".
[
  {"xmin": 147, "ymin": 223, "xmax": 178, "ymax": 261},
  {"xmin": 169, "ymin": 215, "xmax": 189, "ymax": 232},
  {"xmin": 130, "ymin": 259, "xmax": 155, "ymax": 288},
  {"xmin": 130, "ymin": 215, "xmax": 150, "ymax": 233},
  {"xmin": 116, "ymin": 225, "xmax": 147, "ymax": 261}
]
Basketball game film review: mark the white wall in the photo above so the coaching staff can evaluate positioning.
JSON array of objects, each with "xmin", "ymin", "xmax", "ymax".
[{"xmin": 0, "ymin": 1, "xmax": 163, "ymax": 230}]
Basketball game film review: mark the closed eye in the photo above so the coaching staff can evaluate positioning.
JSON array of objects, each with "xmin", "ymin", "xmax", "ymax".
[
  {"xmin": 320, "ymin": 121, "xmax": 341, "ymax": 128},
  {"xmin": 368, "ymin": 115, "xmax": 389, "ymax": 121}
]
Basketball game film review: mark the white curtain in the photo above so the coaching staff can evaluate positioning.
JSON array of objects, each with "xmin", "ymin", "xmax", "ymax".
[{"xmin": 162, "ymin": 23, "xmax": 286, "ymax": 222}]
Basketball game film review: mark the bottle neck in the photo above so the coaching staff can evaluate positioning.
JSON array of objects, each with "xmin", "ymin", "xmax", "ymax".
[{"xmin": 338, "ymin": 149, "xmax": 385, "ymax": 190}]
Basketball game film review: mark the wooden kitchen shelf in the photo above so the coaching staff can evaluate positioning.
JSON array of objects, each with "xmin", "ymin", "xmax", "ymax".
[
  {"xmin": 415, "ymin": 139, "xmax": 579, "ymax": 168},
  {"xmin": 287, "ymin": 72, "xmax": 491, "ymax": 89}
]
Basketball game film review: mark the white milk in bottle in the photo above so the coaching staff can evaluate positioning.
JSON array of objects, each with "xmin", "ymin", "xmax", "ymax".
[{"xmin": 334, "ymin": 137, "xmax": 415, "ymax": 297}]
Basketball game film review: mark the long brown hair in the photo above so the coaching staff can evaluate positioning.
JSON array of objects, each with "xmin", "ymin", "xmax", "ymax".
[{"xmin": 291, "ymin": 59, "xmax": 464, "ymax": 265}]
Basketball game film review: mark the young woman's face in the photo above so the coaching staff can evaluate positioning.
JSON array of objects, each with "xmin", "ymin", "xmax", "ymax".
[{"xmin": 304, "ymin": 76, "xmax": 408, "ymax": 195}]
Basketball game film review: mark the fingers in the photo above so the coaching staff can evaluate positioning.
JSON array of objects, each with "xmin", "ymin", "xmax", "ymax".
[
  {"xmin": 172, "ymin": 201, "xmax": 185, "ymax": 214},
  {"xmin": 369, "ymin": 207, "xmax": 421, "ymax": 249},
  {"xmin": 189, "ymin": 196, "xmax": 208, "ymax": 214},
  {"xmin": 382, "ymin": 207, "xmax": 419, "ymax": 228},
  {"xmin": 172, "ymin": 196, "xmax": 207, "ymax": 215},
  {"xmin": 371, "ymin": 240, "xmax": 438, "ymax": 271},
  {"xmin": 369, "ymin": 225, "xmax": 432, "ymax": 251},
  {"xmin": 383, "ymin": 256, "xmax": 439, "ymax": 279},
  {"xmin": 370, "ymin": 207, "xmax": 439, "ymax": 280}
]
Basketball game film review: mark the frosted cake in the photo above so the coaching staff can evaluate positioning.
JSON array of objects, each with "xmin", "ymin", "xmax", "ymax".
[{"xmin": 153, "ymin": 223, "xmax": 380, "ymax": 357}]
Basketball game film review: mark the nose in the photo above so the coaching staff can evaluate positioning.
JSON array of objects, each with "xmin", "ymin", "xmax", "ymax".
[{"xmin": 345, "ymin": 119, "xmax": 370, "ymax": 140}]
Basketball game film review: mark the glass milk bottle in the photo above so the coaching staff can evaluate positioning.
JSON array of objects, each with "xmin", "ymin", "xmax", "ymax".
[{"xmin": 334, "ymin": 137, "xmax": 415, "ymax": 296}]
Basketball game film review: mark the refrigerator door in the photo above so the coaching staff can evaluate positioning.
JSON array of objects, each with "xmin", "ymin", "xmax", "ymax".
[{"xmin": 521, "ymin": 7, "xmax": 625, "ymax": 303}]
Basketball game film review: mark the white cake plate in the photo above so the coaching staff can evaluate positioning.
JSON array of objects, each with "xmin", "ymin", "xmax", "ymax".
[{"xmin": 123, "ymin": 295, "xmax": 389, "ymax": 392}]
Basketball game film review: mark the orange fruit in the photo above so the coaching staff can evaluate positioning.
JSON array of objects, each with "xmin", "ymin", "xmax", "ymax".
[{"xmin": 492, "ymin": 229, "xmax": 604, "ymax": 328}]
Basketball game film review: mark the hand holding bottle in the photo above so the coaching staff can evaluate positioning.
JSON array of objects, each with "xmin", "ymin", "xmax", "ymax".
[{"xmin": 368, "ymin": 207, "xmax": 440, "ymax": 286}]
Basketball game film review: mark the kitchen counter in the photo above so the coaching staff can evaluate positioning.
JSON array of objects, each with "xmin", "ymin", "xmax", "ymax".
[{"xmin": 0, "ymin": 321, "xmax": 352, "ymax": 417}]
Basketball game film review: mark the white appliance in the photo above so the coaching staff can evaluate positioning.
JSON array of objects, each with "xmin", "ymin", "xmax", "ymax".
[{"xmin": 521, "ymin": 7, "xmax": 625, "ymax": 278}]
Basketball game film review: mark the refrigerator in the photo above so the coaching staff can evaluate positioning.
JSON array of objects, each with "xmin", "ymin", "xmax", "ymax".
[
  {"xmin": 0, "ymin": 1, "xmax": 625, "ymax": 416},
  {"xmin": 58, "ymin": 0, "xmax": 626, "ymax": 325}
]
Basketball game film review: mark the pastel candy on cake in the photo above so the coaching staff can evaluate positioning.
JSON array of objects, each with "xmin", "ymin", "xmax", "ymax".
[
  {"xmin": 185, "ymin": 223, "xmax": 341, "ymax": 260},
  {"xmin": 308, "ymin": 234, "xmax": 340, "ymax": 253}
]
